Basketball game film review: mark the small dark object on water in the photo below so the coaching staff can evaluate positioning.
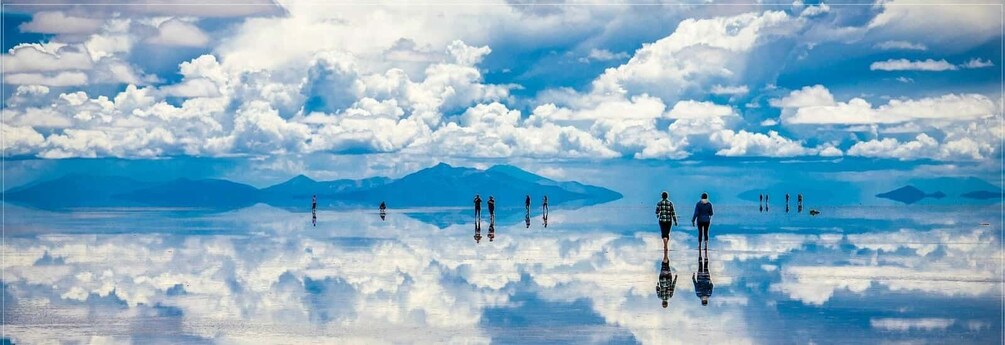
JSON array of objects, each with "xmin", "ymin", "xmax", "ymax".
[{"xmin": 809, "ymin": 209, "xmax": 820, "ymax": 216}]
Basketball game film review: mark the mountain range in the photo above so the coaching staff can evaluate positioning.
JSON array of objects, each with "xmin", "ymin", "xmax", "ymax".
[{"xmin": 3, "ymin": 163, "xmax": 622, "ymax": 210}]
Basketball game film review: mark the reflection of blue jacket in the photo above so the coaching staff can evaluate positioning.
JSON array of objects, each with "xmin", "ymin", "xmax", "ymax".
[
  {"xmin": 693, "ymin": 272, "xmax": 713, "ymax": 298},
  {"xmin": 692, "ymin": 201, "xmax": 713, "ymax": 223}
]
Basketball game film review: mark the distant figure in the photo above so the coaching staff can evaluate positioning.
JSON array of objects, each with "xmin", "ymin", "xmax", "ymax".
[
  {"xmin": 798, "ymin": 193, "xmax": 803, "ymax": 213},
  {"xmin": 655, "ymin": 191, "xmax": 679, "ymax": 251},
  {"xmin": 525, "ymin": 195, "xmax": 531, "ymax": 212},
  {"xmin": 474, "ymin": 194, "xmax": 483, "ymax": 219},
  {"xmin": 525, "ymin": 213, "xmax": 531, "ymax": 228},
  {"xmin": 312, "ymin": 194, "xmax": 317, "ymax": 226},
  {"xmin": 759, "ymin": 194, "xmax": 763, "ymax": 213},
  {"xmin": 543, "ymin": 213, "xmax": 549, "ymax": 228},
  {"xmin": 488, "ymin": 219, "xmax": 496, "ymax": 242},
  {"xmin": 809, "ymin": 209, "xmax": 820, "ymax": 216},
  {"xmin": 657, "ymin": 249, "xmax": 678, "ymax": 308},
  {"xmin": 785, "ymin": 193, "xmax": 790, "ymax": 213},
  {"xmin": 488, "ymin": 196, "xmax": 496, "ymax": 220},
  {"xmin": 691, "ymin": 193, "xmax": 714, "ymax": 250},
  {"xmin": 379, "ymin": 201, "xmax": 387, "ymax": 221},
  {"xmin": 693, "ymin": 248, "xmax": 713, "ymax": 306},
  {"xmin": 542, "ymin": 195, "xmax": 549, "ymax": 215}
]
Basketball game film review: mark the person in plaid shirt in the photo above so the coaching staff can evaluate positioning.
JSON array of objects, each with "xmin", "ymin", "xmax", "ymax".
[{"xmin": 655, "ymin": 191, "xmax": 678, "ymax": 250}]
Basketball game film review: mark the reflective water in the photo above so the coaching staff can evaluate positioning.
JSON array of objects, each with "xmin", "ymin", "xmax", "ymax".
[{"xmin": 3, "ymin": 202, "xmax": 1002, "ymax": 344}]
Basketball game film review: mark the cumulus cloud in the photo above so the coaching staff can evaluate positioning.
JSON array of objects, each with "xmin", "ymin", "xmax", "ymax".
[
  {"xmin": 146, "ymin": 19, "xmax": 211, "ymax": 47},
  {"xmin": 710, "ymin": 84, "xmax": 749, "ymax": 96},
  {"xmin": 870, "ymin": 58, "xmax": 958, "ymax": 71},
  {"xmin": 961, "ymin": 58, "xmax": 994, "ymax": 69},
  {"xmin": 578, "ymin": 48, "xmax": 630, "ymax": 63},
  {"xmin": 775, "ymin": 85, "xmax": 997, "ymax": 125},
  {"xmin": 19, "ymin": 11, "xmax": 103, "ymax": 34}
]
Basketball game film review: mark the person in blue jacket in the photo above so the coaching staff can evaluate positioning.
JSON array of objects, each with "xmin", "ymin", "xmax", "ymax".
[
  {"xmin": 691, "ymin": 193, "xmax": 714, "ymax": 250},
  {"xmin": 693, "ymin": 248, "xmax": 713, "ymax": 306}
]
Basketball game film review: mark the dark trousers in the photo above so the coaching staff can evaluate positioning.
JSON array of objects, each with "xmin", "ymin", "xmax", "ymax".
[{"xmin": 697, "ymin": 222, "xmax": 710, "ymax": 242}]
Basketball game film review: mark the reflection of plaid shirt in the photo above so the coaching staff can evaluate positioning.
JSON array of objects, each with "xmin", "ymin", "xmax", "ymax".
[
  {"xmin": 656, "ymin": 199, "xmax": 677, "ymax": 223},
  {"xmin": 657, "ymin": 262, "xmax": 677, "ymax": 301}
]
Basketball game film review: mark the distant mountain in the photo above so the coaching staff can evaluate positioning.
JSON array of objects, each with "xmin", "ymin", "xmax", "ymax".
[
  {"xmin": 961, "ymin": 190, "xmax": 1003, "ymax": 200},
  {"xmin": 3, "ymin": 163, "xmax": 622, "ymax": 211},
  {"xmin": 876, "ymin": 185, "xmax": 946, "ymax": 204},
  {"xmin": 333, "ymin": 163, "xmax": 621, "ymax": 207}
]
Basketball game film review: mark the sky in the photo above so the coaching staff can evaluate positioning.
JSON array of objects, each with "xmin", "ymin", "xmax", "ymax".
[{"xmin": 0, "ymin": 0, "xmax": 1002, "ymax": 187}]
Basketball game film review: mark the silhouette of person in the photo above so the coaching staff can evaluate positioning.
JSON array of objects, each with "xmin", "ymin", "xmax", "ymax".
[
  {"xmin": 379, "ymin": 201, "xmax": 387, "ymax": 220},
  {"xmin": 543, "ymin": 212, "xmax": 548, "ymax": 228},
  {"xmin": 488, "ymin": 219, "xmax": 496, "ymax": 242},
  {"xmin": 691, "ymin": 193, "xmax": 714, "ymax": 250},
  {"xmin": 312, "ymin": 194, "xmax": 317, "ymax": 227},
  {"xmin": 759, "ymin": 193, "xmax": 763, "ymax": 213},
  {"xmin": 525, "ymin": 210, "xmax": 531, "ymax": 228},
  {"xmin": 797, "ymin": 193, "xmax": 803, "ymax": 213},
  {"xmin": 785, "ymin": 193, "xmax": 790, "ymax": 213},
  {"xmin": 542, "ymin": 195, "xmax": 549, "ymax": 215},
  {"xmin": 693, "ymin": 248, "xmax": 713, "ymax": 306},
  {"xmin": 655, "ymin": 191, "xmax": 679, "ymax": 251},
  {"xmin": 657, "ymin": 248, "xmax": 678, "ymax": 308},
  {"xmin": 474, "ymin": 194, "xmax": 482, "ymax": 220},
  {"xmin": 488, "ymin": 196, "xmax": 496, "ymax": 221},
  {"xmin": 474, "ymin": 219, "xmax": 482, "ymax": 244},
  {"xmin": 525, "ymin": 194, "xmax": 531, "ymax": 212}
]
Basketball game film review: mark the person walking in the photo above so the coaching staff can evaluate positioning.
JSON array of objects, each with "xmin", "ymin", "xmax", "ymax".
[
  {"xmin": 691, "ymin": 193, "xmax": 714, "ymax": 250},
  {"xmin": 525, "ymin": 195, "xmax": 531, "ymax": 212},
  {"xmin": 474, "ymin": 194, "xmax": 482, "ymax": 220},
  {"xmin": 312, "ymin": 194, "xmax": 317, "ymax": 227},
  {"xmin": 655, "ymin": 191, "xmax": 678, "ymax": 251}
]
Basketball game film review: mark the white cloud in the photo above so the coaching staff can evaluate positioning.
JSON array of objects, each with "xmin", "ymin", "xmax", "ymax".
[
  {"xmin": 3, "ymin": 43, "xmax": 93, "ymax": 72},
  {"xmin": 867, "ymin": 0, "xmax": 1000, "ymax": 48},
  {"xmin": 874, "ymin": 40, "xmax": 927, "ymax": 51},
  {"xmin": 146, "ymin": 19, "xmax": 210, "ymax": 47},
  {"xmin": 709, "ymin": 129, "xmax": 820, "ymax": 157},
  {"xmin": 4, "ymin": 72, "xmax": 89, "ymax": 86},
  {"xmin": 870, "ymin": 58, "xmax": 958, "ymax": 72},
  {"xmin": 961, "ymin": 58, "xmax": 994, "ymax": 69},
  {"xmin": 710, "ymin": 84, "xmax": 749, "ymax": 96},
  {"xmin": 760, "ymin": 119, "xmax": 778, "ymax": 126},
  {"xmin": 776, "ymin": 85, "xmax": 997, "ymax": 125},
  {"xmin": 19, "ymin": 11, "xmax": 103, "ymax": 34},
  {"xmin": 579, "ymin": 48, "xmax": 630, "ymax": 63},
  {"xmin": 666, "ymin": 100, "xmax": 735, "ymax": 119},
  {"xmin": 871, "ymin": 318, "xmax": 956, "ymax": 332}
]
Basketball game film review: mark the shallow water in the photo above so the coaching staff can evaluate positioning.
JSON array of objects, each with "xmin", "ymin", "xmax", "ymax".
[{"xmin": 2, "ymin": 202, "xmax": 1002, "ymax": 344}]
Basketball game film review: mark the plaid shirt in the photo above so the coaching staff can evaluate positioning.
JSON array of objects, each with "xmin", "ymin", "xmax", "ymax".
[
  {"xmin": 656, "ymin": 199, "xmax": 677, "ymax": 223},
  {"xmin": 657, "ymin": 263, "xmax": 677, "ymax": 301}
]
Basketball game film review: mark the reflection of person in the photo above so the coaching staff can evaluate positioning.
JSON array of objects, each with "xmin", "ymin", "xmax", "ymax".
[
  {"xmin": 474, "ymin": 194, "xmax": 482, "ymax": 219},
  {"xmin": 657, "ymin": 249, "xmax": 677, "ymax": 308},
  {"xmin": 488, "ymin": 219, "xmax": 496, "ymax": 242},
  {"xmin": 691, "ymin": 193, "xmax": 714, "ymax": 250},
  {"xmin": 474, "ymin": 220, "xmax": 482, "ymax": 244},
  {"xmin": 543, "ymin": 213, "xmax": 548, "ymax": 228},
  {"xmin": 759, "ymin": 194, "xmax": 763, "ymax": 213},
  {"xmin": 379, "ymin": 201, "xmax": 387, "ymax": 220},
  {"xmin": 525, "ymin": 195, "xmax": 531, "ymax": 212},
  {"xmin": 655, "ymin": 191, "xmax": 678, "ymax": 251},
  {"xmin": 542, "ymin": 195, "xmax": 549, "ymax": 215},
  {"xmin": 525, "ymin": 211, "xmax": 531, "ymax": 228},
  {"xmin": 488, "ymin": 196, "xmax": 496, "ymax": 220},
  {"xmin": 797, "ymin": 193, "xmax": 803, "ymax": 213},
  {"xmin": 693, "ymin": 248, "xmax": 713, "ymax": 306},
  {"xmin": 312, "ymin": 194, "xmax": 317, "ymax": 227},
  {"xmin": 785, "ymin": 193, "xmax": 790, "ymax": 213}
]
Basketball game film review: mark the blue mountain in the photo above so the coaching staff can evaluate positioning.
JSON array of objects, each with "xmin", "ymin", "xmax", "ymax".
[
  {"xmin": 876, "ymin": 185, "xmax": 946, "ymax": 204},
  {"xmin": 3, "ymin": 163, "xmax": 621, "ymax": 211}
]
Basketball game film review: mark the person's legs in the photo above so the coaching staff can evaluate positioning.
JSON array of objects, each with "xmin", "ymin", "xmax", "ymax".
[{"xmin": 660, "ymin": 222, "xmax": 671, "ymax": 250}]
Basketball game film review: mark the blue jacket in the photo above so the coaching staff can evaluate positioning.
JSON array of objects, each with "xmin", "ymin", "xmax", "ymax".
[{"xmin": 692, "ymin": 201, "xmax": 713, "ymax": 223}]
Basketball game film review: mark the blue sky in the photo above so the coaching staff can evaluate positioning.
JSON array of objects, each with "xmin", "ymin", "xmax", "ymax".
[{"xmin": 1, "ymin": 1, "xmax": 1002, "ymax": 185}]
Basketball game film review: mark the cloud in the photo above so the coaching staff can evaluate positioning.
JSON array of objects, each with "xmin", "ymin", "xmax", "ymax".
[
  {"xmin": 710, "ymin": 84, "xmax": 749, "ymax": 96},
  {"xmin": 870, "ymin": 58, "xmax": 958, "ymax": 72},
  {"xmin": 666, "ymin": 100, "xmax": 736, "ymax": 119},
  {"xmin": 871, "ymin": 318, "xmax": 955, "ymax": 332},
  {"xmin": 19, "ymin": 11, "xmax": 103, "ymax": 34},
  {"xmin": 867, "ymin": 0, "xmax": 1000, "ymax": 49},
  {"xmin": 4, "ymin": 0, "xmax": 283, "ymax": 17},
  {"xmin": 146, "ymin": 19, "xmax": 211, "ymax": 47},
  {"xmin": 775, "ymin": 85, "xmax": 997, "ymax": 125},
  {"xmin": 578, "ymin": 48, "xmax": 630, "ymax": 63},
  {"xmin": 960, "ymin": 58, "xmax": 994, "ymax": 69},
  {"xmin": 4, "ymin": 71, "xmax": 89, "ymax": 86},
  {"xmin": 873, "ymin": 40, "xmax": 927, "ymax": 51},
  {"xmin": 3, "ymin": 43, "xmax": 94, "ymax": 72},
  {"xmin": 709, "ymin": 129, "xmax": 822, "ymax": 157}
]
